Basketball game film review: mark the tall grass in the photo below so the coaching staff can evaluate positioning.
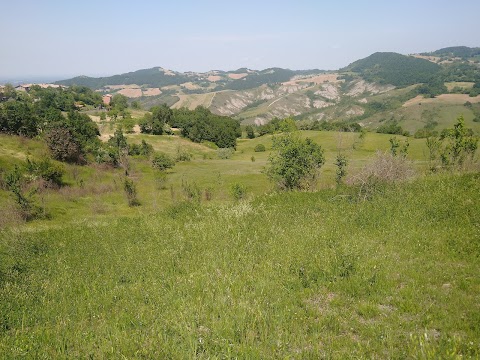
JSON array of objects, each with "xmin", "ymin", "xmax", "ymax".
[{"xmin": 1, "ymin": 173, "xmax": 479, "ymax": 358}]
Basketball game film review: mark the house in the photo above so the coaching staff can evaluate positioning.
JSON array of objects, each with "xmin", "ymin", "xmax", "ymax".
[{"xmin": 102, "ymin": 94, "xmax": 113, "ymax": 106}]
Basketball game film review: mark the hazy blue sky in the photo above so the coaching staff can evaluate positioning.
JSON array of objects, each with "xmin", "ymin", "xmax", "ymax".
[{"xmin": 1, "ymin": 0, "xmax": 478, "ymax": 79}]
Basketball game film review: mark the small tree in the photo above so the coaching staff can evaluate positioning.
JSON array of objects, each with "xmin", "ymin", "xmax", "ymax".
[
  {"xmin": 439, "ymin": 115, "xmax": 478, "ymax": 167},
  {"xmin": 124, "ymin": 178, "xmax": 140, "ymax": 206},
  {"xmin": 45, "ymin": 127, "xmax": 83, "ymax": 163},
  {"xmin": 266, "ymin": 132, "xmax": 325, "ymax": 190},
  {"xmin": 245, "ymin": 125, "xmax": 255, "ymax": 139}
]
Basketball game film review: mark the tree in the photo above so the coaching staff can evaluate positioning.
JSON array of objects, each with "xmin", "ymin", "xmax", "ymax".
[
  {"xmin": 439, "ymin": 115, "xmax": 478, "ymax": 166},
  {"xmin": 245, "ymin": 125, "xmax": 255, "ymax": 139},
  {"xmin": 111, "ymin": 94, "xmax": 128, "ymax": 111},
  {"xmin": 140, "ymin": 104, "xmax": 172, "ymax": 135},
  {"xmin": 45, "ymin": 127, "xmax": 83, "ymax": 163},
  {"xmin": 265, "ymin": 132, "xmax": 325, "ymax": 190}
]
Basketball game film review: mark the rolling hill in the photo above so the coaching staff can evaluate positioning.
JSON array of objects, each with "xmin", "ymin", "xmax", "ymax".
[{"xmin": 52, "ymin": 47, "xmax": 480, "ymax": 133}]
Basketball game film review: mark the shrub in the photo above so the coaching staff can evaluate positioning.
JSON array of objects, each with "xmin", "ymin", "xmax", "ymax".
[
  {"xmin": 44, "ymin": 127, "xmax": 83, "ymax": 163},
  {"xmin": 439, "ymin": 115, "xmax": 479, "ymax": 167},
  {"xmin": 175, "ymin": 146, "xmax": 192, "ymax": 162},
  {"xmin": 123, "ymin": 178, "xmax": 140, "ymax": 207},
  {"xmin": 152, "ymin": 152, "xmax": 175, "ymax": 171},
  {"xmin": 335, "ymin": 154, "xmax": 348, "ymax": 185},
  {"xmin": 265, "ymin": 133, "xmax": 325, "ymax": 190},
  {"xmin": 254, "ymin": 144, "xmax": 266, "ymax": 152},
  {"xmin": 25, "ymin": 157, "xmax": 65, "ymax": 188},
  {"xmin": 3, "ymin": 165, "xmax": 41, "ymax": 220},
  {"xmin": 346, "ymin": 151, "xmax": 415, "ymax": 200},
  {"xmin": 129, "ymin": 140, "xmax": 153, "ymax": 156},
  {"xmin": 217, "ymin": 148, "xmax": 234, "ymax": 159},
  {"xmin": 181, "ymin": 179, "xmax": 201, "ymax": 203},
  {"xmin": 230, "ymin": 183, "xmax": 247, "ymax": 201}
]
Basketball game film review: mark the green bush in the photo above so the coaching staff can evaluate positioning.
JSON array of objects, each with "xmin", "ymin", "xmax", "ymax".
[
  {"xmin": 266, "ymin": 132, "xmax": 325, "ymax": 190},
  {"xmin": 230, "ymin": 183, "xmax": 247, "ymax": 201},
  {"xmin": 25, "ymin": 157, "xmax": 65, "ymax": 188},
  {"xmin": 254, "ymin": 144, "xmax": 266, "ymax": 152},
  {"xmin": 152, "ymin": 152, "xmax": 175, "ymax": 171}
]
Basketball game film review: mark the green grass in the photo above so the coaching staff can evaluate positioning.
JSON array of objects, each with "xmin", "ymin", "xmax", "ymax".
[
  {"xmin": 1, "ymin": 173, "xmax": 479, "ymax": 358},
  {"xmin": 0, "ymin": 131, "xmax": 436, "ymax": 229}
]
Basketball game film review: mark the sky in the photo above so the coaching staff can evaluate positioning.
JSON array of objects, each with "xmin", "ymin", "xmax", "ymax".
[{"xmin": 1, "ymin": 0, "xmax": 479, "ymax": 80}]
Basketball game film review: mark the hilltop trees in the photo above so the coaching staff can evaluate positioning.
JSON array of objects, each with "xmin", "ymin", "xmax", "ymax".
[
  {"xmin": 140, "ymin": 104, "xmax": 172, "ymax": 135},
  {"xmin": 172, "ymin": 106, "xmax": 241, "ymax": 148}
]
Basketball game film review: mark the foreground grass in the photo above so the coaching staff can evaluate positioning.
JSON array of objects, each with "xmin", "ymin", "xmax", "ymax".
[{"xmin": 1, "ymin": 173, "xmax": 479, "ymax": 358}]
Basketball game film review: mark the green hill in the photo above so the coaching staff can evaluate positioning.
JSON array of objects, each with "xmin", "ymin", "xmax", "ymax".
[
  {"xmin": 425, "ymin": 46, "xmax": 480, "ymax": 59},
  {"xmin": 55, "ymin": 67, "xmax": 192, "ymax": 89},
  {"xmin": 343, "ymin": 52, "xmax": 441, "ymax": 87}
]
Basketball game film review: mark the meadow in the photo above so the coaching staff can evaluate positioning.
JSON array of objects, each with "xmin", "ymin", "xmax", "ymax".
[
  {"xmin": 0, "ymin": 171, "xmax": 479, "ymax": 358},
  {"xmin": 1, "ymin": 128, "xmax": 479, "ymax": 358}
]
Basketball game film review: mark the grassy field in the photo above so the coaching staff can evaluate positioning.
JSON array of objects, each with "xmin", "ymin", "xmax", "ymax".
[
  {"xmin": 0, "ymin": 172, "xmax": 479, "ymax": 358},
  {"xmin": 0, "ymin": 131, "xmax": 431, "ymax": 229}
]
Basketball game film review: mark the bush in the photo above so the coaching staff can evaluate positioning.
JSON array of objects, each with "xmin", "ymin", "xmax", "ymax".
[
  {"xmin": 265, "ymin": 132, "xmax": 325, "ymax": 190},
  {"xmin": 175, "ymin": 146, "xmax": 192, "ymax": 162},
  {"xmin": 254, "ymin": 144, "xmax": 266, "ymax": 152},
  {"xmin": 346, "ymin": 151, "xmax": 415, "ymax": 200},
  {"xmin": 124, "ymin": 178, "xmax": 140, "ymax": 207},
  {"xmin": 25, "ymin": 157, "xmax": 65, "ymax": 188},
  {"xmin": 217, "ymin": 148, "xmax": 234, "ymax": 159},
  {"xmin": 230, "ymin": 183, "xmax": 247, "ymax": 201},
  {"xmin": 3, "ymin": 165, "xmax": 41, "ymax": 220},
  {"xmin": 152, "ymin": 152, "xmax": 175, "ymax": 171},
  {"xmin": 44, "ymin": 127, "xmax": 83, "ymax": 163}
]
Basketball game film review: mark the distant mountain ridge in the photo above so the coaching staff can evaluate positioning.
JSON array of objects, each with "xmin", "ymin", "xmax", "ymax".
[
  {"xmin": 53, "ymin": 46, "xmax": 480, "ymax": 128},
  {"xmin": 55, "ymin": 67, "xmax": 324, "ymax": 92}
]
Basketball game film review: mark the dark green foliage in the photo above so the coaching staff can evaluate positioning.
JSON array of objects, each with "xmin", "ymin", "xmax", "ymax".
[
  {"xmin": 140, "ymin": 104, "xmax": 172, "ymax": 135},
  {"xmin": 424, "ymin": 46, "xmax": 480, "ymax": 59},
  {"xmin": 0, "ymin": 99, "xmax": 39, "ymax": 137},
  {"xmin": 254, "ymin": 144, "xmax": 266, "ymax": 152},
  {"xmin": 343, "ymin": 52, "xmax": 441, "ymax": 87},
  {"xmin": 416, "ymin": 78, "xmax": 448, "ymax": 98},
  {"xmin": 245, "ymin": 125, "xmax": 255, "ymax": 139},
  {"xmin": 55, "ymin": 67, "xmax": 192, "ymax": 89},
  {"xmin": 376, "ymin": 121, "xmax": 409, "ymax": 136},
  {"xmin": 128, "ymin": 140, "xmax": 153, "ymax": 156},
  {"xmin": 266, "ymin": 132, "xmax": 325, "ymax": 190},
  {"xmin": 152, "ymin": 152, "xmax": 175, "ymax": 171},
  {"xmin": 174, "ymin": 106, "xmax": 240, "ymax": 148},
  {"xmin": 303, "ymin": 120, "xmax": 362, "ymax": 132},
  {"xmin": 257, "ymin": 117, "xmax": 301, "ymax": 135},
  {"xmin": 44, "ymin": 128, "xmax": 83, "ymax": 163},
  {"xmin": 111, "ymin": 94, "xmax": 128, "ymax": 111},
  {"xmin": 414, "ymin": 128, "xmax": 438, "ymax": 139}
]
